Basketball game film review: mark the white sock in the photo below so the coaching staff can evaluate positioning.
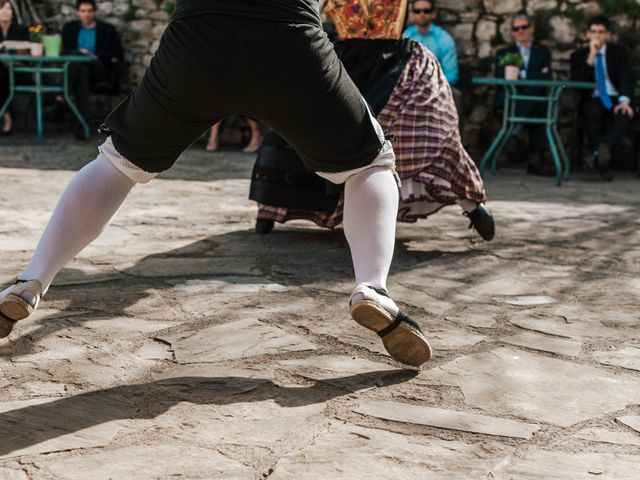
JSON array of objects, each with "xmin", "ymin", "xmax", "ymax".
[
  {"xmin": 19, "ymin": 157, "xmax": 136, "ymax": 292},
  {"xmin": 457, "ymin": 199, "xmax": 478, "ymax": 213},
  {"xmin": 343, "ymin": 166, "xmax": 399, "ymax": 316}
]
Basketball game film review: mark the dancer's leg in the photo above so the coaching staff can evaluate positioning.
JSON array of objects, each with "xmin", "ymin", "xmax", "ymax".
[
  {"xmin": 456, "ymin": 199, "xmax": 478, "ymax": 213},
  {"xmin": 343, "ymin": 166, "xmax": 400, "ymax": 313},
  {"xmin": 206, "ymin": 122, "xmax": 221, "ymax": 151},
  {"xmin": 15, "ymin": 156, "xmax": 135, "ymax": 292},
  {"xmin": 243, "ymin": 118, "xmax": 262, "ymax": 153},
  {"xmin": 0, "ymin": 143, "xmax": 148, "ymax": 337}
]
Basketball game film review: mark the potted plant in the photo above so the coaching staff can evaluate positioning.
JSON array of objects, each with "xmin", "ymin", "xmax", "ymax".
[
  {"xmin": 499, "ymin": 52, "xmax": 524, "ymax": 80},
  {"xmin": 28, "ymin": 24, "xmax": 44, "ymax": 56}
]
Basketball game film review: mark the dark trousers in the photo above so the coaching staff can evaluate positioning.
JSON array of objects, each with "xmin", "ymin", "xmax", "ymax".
[
  {"xmin": 526, "ymin": 124, "xmax": 547, "ymax": 154},
  {"xmin": 517, "ymin": 101, "xmax": 548, "ymax": 154},
  {"xmin": 582, "ymin": 97, "xmax": 630, "ymax": 151},
  {"xmin": 67, "ymin": 60, "xmax": 109, "ymax": 121}
]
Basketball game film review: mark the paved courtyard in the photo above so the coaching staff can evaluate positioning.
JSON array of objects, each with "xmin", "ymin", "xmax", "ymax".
[{"xmin": 1, "ymin": 135, "xmax": 639, "ymax": 479}]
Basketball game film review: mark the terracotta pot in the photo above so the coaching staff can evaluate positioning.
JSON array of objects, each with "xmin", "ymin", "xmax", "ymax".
[
  {"xmin": 504, "ymin": 65, "xmax": 520, "ymax": 80},
  {"xmin": 30, "ymin": 42, "xmax": 44, "ymax": 57}
]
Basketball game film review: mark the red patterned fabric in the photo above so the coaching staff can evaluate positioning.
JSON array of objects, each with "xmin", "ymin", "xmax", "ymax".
[
  {"xmin": 257, "ymin": 41, "xmax": 487, "ymax": 228},
  {"xmin": 324, "ymin": 0, "xmax": 409, "ymax": 40}
]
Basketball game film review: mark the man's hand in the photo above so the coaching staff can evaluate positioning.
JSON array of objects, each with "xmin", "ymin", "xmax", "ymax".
[
  {"xmin": 79, "ymin": 48, "xmax": 98, "ymax": 61},
  {"xmin": 587, "ymin": 39, "xmax": 603, "ymax": 66},
  {"xmin": 613, "ymin": 102, "xmax": 635, "ymax": 119}
]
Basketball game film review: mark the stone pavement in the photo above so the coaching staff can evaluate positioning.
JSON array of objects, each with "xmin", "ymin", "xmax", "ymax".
[{"xmin": 1, "ymin": 136, "xmax": 639, "ymax": 479}]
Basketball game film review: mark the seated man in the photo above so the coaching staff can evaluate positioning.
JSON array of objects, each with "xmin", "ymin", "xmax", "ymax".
[
  {"xmin": 62, "ymin": 0, "xmax": 123, "ymax": 139},
  {"xmin": 404, "ymin": 0, "xmax": 459, "ymax": 93},
  {"xmin": 571, "ymin": 15, "xmax": 634, "ymax": 181},
  {"xmin": 495, "ymin": 11, "xmax": 552, "ymax": 176}
]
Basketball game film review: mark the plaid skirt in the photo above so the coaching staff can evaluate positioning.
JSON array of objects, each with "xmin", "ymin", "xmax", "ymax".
[{"xmin": 257, "ymin": 41, "xmax": 487, "ymax": 228}]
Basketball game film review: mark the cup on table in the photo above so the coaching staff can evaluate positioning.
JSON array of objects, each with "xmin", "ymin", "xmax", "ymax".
[
  {"xmin": 43, "ymin": 34, "xmax": 62, "ymax": 57},
  {"xmin": 30, "ymin": 42, "xmax": 44, "ymax": 57}
]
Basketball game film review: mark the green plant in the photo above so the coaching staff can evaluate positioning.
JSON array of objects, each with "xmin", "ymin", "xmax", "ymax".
[
  {"xmin": 498, "ymin": 52, "xmax": 524, "ymax": 68},
  {"xmin": 122, "ymin": 5, "xmax": 136, "ymax": 21},
  {"xmin": 597, "ymin": 0, "xmax": 640, "ymax": 19},
  {"xmin": 561, "ymin": 7, "xmax": 585, "ymax": 26},
  {"xmin": 619, "ymin": 27, "xmax": 640, "ymax": 53},
  {"xmin": 532, "ymin": 10, "xmax": 553, "ymax": 41},
  {"xmin": 164, "ymin": 2, "xmax": 175, "ymax": 15},
  {"xmin": 28, "ymin": 24, "xmax": 44, "ymax": 42}
]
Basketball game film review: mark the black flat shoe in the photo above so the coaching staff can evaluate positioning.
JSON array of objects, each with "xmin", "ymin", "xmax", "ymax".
[
  {"xmin": 597, "ymin": 144, "xmax": 613, "ymax": 181},
  {"xmin": 255, "ymin": 219, "xmax": 274, "ymax": 234},
  {"xmin": 464, "ymin": 204, "xmax": 495, "ymax": 241}
]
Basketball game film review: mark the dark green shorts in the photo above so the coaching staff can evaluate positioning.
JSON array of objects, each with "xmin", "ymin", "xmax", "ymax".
[{"xmin": 103, "ymin": 16, "xmax": 383, "ymax": 174}]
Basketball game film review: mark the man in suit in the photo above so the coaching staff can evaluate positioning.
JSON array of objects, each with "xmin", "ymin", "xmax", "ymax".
[
  {"xmin": 495, "ymin": 11, "xmax": 552, "ymax": 176},
  {"xmin": 571, "ymin": 15, "xmax": 634, "ymax": 181},
  {"xmin": 62, "ymin": 0, "xmax": 123, "ymax": 139}
]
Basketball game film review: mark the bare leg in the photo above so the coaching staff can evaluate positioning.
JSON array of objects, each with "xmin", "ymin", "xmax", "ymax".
[
  {"xmin": 243, "ymin": 118, "xmax": 262, "ymax": 153},
  {"xmin": 206, "ymin": 122, "xmax": 221, "ymax": 151},
  {"xmin": 2, "ymin": 112, "xmax": 12, "ymax": 134}
]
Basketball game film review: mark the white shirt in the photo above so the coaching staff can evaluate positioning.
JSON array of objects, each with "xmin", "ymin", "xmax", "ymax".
[{"xmin": 516, "ymin": 42, "xmax": 531, "ymax": 79}]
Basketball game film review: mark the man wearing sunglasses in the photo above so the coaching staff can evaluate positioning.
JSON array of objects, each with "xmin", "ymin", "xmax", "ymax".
[
  {"xmin": 404, "ymin": 0, "xmax": 458, "ymax": 88},
  {"xmin": 495, "ymin": 11, "xmax": 553, "ymax": 176},
  {"xmin": 571, "ymin": 15, "xmax": 634, "ymax": 181}
]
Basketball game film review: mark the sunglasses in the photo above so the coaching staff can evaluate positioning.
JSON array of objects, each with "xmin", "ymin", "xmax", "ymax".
[
  {"xmin": 413, "ymin": 8, "xmax": 434, "ymax": 14},
  {"xmin": 512, "ymin": 24, "xmax": 531, "ymax": 32}
]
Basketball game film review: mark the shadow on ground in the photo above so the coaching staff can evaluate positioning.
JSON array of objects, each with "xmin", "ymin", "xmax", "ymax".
[{"xmin": 0, "ymin": 369, "xmax": 417, "ymax": 457}]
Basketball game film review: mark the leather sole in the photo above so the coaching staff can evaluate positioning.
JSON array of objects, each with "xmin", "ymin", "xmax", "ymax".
[
  {"xmin": 350, "ymin": 300, "xmax": 432, "ymax": 367},
  {"xmin": 0, "ymin": 296, "xmax": 31, "ymax": 338}
]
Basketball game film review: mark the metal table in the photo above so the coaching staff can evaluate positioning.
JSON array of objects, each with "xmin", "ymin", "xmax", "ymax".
[
  {"xmin": 0, "ymin": 54, "xmax": 92, "ymax": 142},
  {"xmin": 472, "ymin": 77, "xmax": 595, "ymax": 186}
]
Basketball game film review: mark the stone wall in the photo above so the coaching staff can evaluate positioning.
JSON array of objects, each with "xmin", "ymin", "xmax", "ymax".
[{"xmin": 36, "ymin": 0, "xmax": 639, "ymax": 154}]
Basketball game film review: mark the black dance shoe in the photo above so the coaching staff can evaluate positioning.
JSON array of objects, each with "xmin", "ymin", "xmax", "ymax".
[
  {"xmin": 255, "ymin": 219, "xmax": 275, "ymax": 234},
  {"xmin": 464, "ymin": 204, "xmax": 495, "ymax": 241}
]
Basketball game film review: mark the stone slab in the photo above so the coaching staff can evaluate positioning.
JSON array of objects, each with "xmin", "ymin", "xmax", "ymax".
[
  {"xmin": 116, "ymin": 256, "xmax": 261, "ymax": 277},
  {"xmin": 0, "ymin": 397, "xmax": 125, "ymax": 458},
  {"xmin": 158, "ymin": 318, "xmax": 316, "ymax": 362},
  {"xmin": 276, "ymin": 355, "xmax": 408, "ymax": 391},
  {"xmin": 168, "ymin": 276, "xmax": 288, "ymax": 294},
  {"xmin": 424, "ymin": 348, "xmax": 640, "ymax": 427},
  {"xmin": 355, "ymin": 400, "xmax": 540, "ymax": 439},
  {"xmin": 501, "ymin": 331, "xmax": 582, "ymax": 356},
  {"xmin": 573, "ymin": 427, "xmax": 640, "ymax": 447},
  {"xmin": 73, "ymin": 316, "xmax": 176, "ymax": 334},
  {"xmin": 594, "ymin": 347, "xmax": 640, "ymax": 372},
  {"xmin": 492, "ymin": 450, "xmax": 640, "ymax": 479},
  {"xmin": 135, "ymin": 339, "xmax": 174, "ymax": 360},
  {"xmin": 153, "ymin": 400, "xmax": 325, "ymax": 449},
  {"xmin": 0, "ymin": 468, "xmax": 28, "ymax": 480},
  {"xmin": 509, "ymin": 310, "xmax": 638, "ymax": 341},
  {"xmin": 617, "ymin": 415, "xmax": 640, "ymax": 434},
  {"xmin": 494, "ymin": 295, "xmax": 556, "ymax": 306},
  {"xmin": 34, "ymin": 445, "xmax": 252, "ymax": 479},
  {"xmin": 270, "ymin": 422, "xmax": 515, "ymax": 479},
  {"xmin": 445, "ymin": 305, "xmax": 500, "ymax": 328}
]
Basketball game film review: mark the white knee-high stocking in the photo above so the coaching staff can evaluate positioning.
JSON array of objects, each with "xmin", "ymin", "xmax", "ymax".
[
  {"xmin": 18, "ymin": 157, "xmax": 135, "ymax": 292},
  {"xmin": 343, "ymin": 166, "xmax": 399, "ymax": 314}
]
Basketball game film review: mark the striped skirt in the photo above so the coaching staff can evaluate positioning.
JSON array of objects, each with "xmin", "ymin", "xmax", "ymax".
[{"xmin": 257, "ymin": 41, "xmax": 487, "ymax": 228}]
